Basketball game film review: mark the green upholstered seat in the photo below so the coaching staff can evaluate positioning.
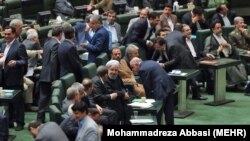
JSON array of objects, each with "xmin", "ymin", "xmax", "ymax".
[
  {"xmin": 204, "ymin": 8, "xmax": 216, "ymax": 25},
  {"xmin": 52, "ymin": 80, "xmax": 65, "ymax": 102},
  {"xmin": 96, "ymin": 53, "xmax": 109, "ymax": 67},
  {"xmin": 222, "ymin": 25, "xmax": 235, "ymax": 39},
  {"xmin": 175, "ymin": 9, "xmax": 191, "ymax": 22},
  {"xmin": 37, "ymin": 25, "xmax": 53, "ymax": 46},
  {"xmin": 82, "ymin": 63, "xmax": 97, "ymax": 79},
  {"xmin": 196, "ymin": 29, "xmax": 211, "ymax": 53},
  {"xmin": 60, "ymin": 73, "xmax": 76, "ymax": 91},
  {"xmin": 0, "ymin": 6, "xmax": 7, "ymax": 24},
  {"xmin": 4, "ymin": 0, "xmax": 22, "ymax": 16},
  {"xmin": 116, "ymin": 13, "xmax": 139, "ymax": 36},
  {"xmin": 51, "ymin": 88, "xmax": 64, "ymax": 105},
  {"xmin": 49, "ymin": 105, "xmax": 63, "ymax": 124},
  {"xmin": 118, "ymin": 45, "xmax": 126, "ymax": 57},
  {"xmin": 51, "ymin": 96, "xmax": 61, "ymax": 111}
]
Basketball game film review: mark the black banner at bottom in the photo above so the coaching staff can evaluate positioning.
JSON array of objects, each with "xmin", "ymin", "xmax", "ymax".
[{"xmin": 102, "ymin": 125, "xmax": 250, "ymax": 140}]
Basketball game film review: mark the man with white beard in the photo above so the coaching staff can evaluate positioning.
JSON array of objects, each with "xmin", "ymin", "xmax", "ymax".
[{"xmin": 103, "ymin": 60, "xmax": 132, "ymax": 124}]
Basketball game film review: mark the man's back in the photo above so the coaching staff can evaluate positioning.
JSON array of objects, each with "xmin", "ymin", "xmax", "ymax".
[{"xmin": 36, "ymin": 122, "xmax": 69, "ymax": 141}]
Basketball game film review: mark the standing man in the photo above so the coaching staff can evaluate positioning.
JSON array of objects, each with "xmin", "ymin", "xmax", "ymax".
[
  {"xmin": 103, "ymin": 10, "xmax": 122, "ymax": 49},
  {"xmin": 58, "ymin": 26, "xmax": 83, "ymax": 82},
  {"xmin": 0, "ymin": 26, "xmax": 28, "ymax": 130},
  {"xmin": 37, "ymin": 26, "xmax": 63, "ymax": 123},
  {"xmin": 130, "ymin": 57, "xmax": 175, "ymax": 125},
  {"xmin": 81, "ymin": 15, "xmax": 110, "ymax": 64}
]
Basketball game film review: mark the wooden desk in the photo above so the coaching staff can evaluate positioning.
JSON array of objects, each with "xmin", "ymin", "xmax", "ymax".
[
  {"xmin": 169, "ymin": 69, "xmax": 200, "ymax": 118},
  {"xmin": 199, "ymin": 58, "xmax": 241, "ymax": 106}
]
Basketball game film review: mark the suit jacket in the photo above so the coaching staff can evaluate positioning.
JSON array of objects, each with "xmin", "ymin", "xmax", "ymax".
[
  {"xmin": 58, "ymin": 39, "xmax": 83, "ymax": 82},
  {"xmin": 156, "ymin": 14, "xmax": 177, "ymax": 34},
  {"xmin": 0, "ymin": 39, "xmax": 28, "ymax": 88},
  {"xmin": 152, "ymin": 43, "xmax": 197, "ymax": 72},
  {"xmin": 123, "ymin": 18, "xmax": 155, "ymax": 59},
  {"xmin": 54, "ymin": 0, "xmax": 74, "ymax": 19},
  {"xmin": 36, "ymin": 122, "xmax": 69, "ymax": 141},
  {"xmin": 89, "ymin": 0, "xmax": 114, "ymax": 13},
  {"xmin": 92, "ymin": 76, "xmax": 112, "ymax": 108},
  {"xmin": 86, "ymin": 26, "xmax": 110, "ymax": 64},
  {"xmin": 181, "ymin": 37, "xmax": 206, "ymax": 60},
  {"xmin": 39, "ymin": 37, "xmax": 60, "ymax": 83},
  {"xmin": 212, "ymin": 12, "xmax": 235, "ymax": 26},
  {"xmin": 126, "ymin": 17, "xmax": 139, "ymax": 33},
  {"xmin": 60, "ymin": 116, "xmax": 78, "ymax": 141},
  {"xmin": 74, "ymin": 22, "xmax": 92, "ymax": 46},
  {"xmin": 164, "ymin": 30, "xmax": 184, "ymax": 47},
  {"xmin": 138, "ymin": 60, "xmax": 175, "ymax": 100},
  {"xmin": 182, "ymin": 12, "xmax": 208, "ymax": 34},
  {"xmin": 75, "ymin": 116, "xmax": 101, "ymax": 141},
  {"xmin": 123, "ymin": 18, "xmax": 148, "ymax": 46},
  {"xmin": 103, "ymin": 20, "xmax": 122, "ymax": 43}
]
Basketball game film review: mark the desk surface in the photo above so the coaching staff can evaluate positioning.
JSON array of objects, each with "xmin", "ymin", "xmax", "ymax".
[
  {"xmin": 0, "ymin": 90, "xmax": 21, "ymax": 104},
  {"xmin": 169, "ymin": 69, "xmax": 200, "ymax": 80},
  {"xmin": 131, "ymin": 100, "xmax": 162, "ymax": 115},
  {"xmin": 199, "ymin": 58, "xmax": 241, "ymax": 69}
]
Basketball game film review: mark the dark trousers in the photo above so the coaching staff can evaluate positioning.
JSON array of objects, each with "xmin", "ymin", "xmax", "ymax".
[
  {"xmin": 157, "ymin": 93, "xmax": 174, "ymax": 125},
  {"xmin": 99, "ymin": 108, "xmax": 119, "ymax": 125},
  {"xmin": 37, "ymin": 82, "xmax": 52, "ymax": 122}
]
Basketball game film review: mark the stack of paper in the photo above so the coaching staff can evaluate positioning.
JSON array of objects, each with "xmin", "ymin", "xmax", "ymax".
[
  {"xmin": 130, "ymin": 119, "xmax": 154, "ymax": 124},
  {"xmin": 128, "ymin": 102, "xmax": 153, "ymax": 108}
]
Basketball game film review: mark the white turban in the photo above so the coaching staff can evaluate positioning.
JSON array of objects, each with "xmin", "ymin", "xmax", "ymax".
[{"xmin": 106, "ymin": 60, "xmax": 119, "ymax": 68}]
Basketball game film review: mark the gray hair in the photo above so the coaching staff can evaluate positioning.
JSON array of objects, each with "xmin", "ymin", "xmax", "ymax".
[
  {"xmin": 71, "ymin": 82, "xmax": 84, "ymax": 93},
  {"xmin": 130, "ymin": 57, "xmax": 142, "ymax": 66},
  {"xmin": 126, "ymin": 44, "xmax": 139, "ymax": 55},
  {"xmin": 96, "ymin": 65, "xmax": 108, "ymax": 77},
  {"xmin": 106, "ymin": 60, "xmax": 119, "ymax": 68},
  {"xmin": 9, "ymin": 19, "xmax": 23, "ymax": 27},
  {"xmin": 66, "ymin": 87, "xmax": 78, "ymax": 100},
  {"xmin": 26, "ymin": 29, "xmax": 38, "ymax": 40},
  {"xmin": 90, "ymin": 15, "xmax": 102, "ymax": 24},
  {"xmin": 234, "ymin": 16, "xmax": 244, "ymax": 25}
]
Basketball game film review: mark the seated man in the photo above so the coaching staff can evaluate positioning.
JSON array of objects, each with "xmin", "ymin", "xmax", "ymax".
[
  {"xmin": 111, "ymin": 47, "xmax": 145, "ymax": 97},
  {"xmin": 54, "ymin": 0, "xmax": 74, "ymax": 20}
]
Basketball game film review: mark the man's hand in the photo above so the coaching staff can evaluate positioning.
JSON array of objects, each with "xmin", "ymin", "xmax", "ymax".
[
  {"xmin": 96, "ymin": 104, "xmax": 103, "ymax": 115},
  {"xmin": 7, "ymin": 60, "xmax": 16, "ymax": 67},
  {"xmin": 110, "ymin": 93, "xmax": 118, "ymax": 100}
]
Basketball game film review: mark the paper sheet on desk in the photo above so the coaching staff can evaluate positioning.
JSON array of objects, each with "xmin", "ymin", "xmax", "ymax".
[
  {"xmin": 128, "ymin": 102, "xmax": 153, "ymax": 108},
  {"xmin": 130, "ymin": 119, "xmax": 154, "ymax": 124}
]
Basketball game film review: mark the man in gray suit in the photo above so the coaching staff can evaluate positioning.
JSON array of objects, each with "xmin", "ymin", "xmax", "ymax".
[
  {"xmin": 28, "ymin": 121, "xmax": 69, "ymax": 141},
  {"xmin": 103, "ymin": 10, "xmax": 122, "ymax": 49},
  {"xmin": 72, "ymin": 101, "xmax": 101, "ymax": 141}
]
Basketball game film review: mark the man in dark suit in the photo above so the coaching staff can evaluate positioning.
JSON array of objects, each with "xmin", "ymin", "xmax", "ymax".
[
  {"xmin": 58, "ymin": 26, "xmax": 83, "ymax": 82},
  {"xmin": 37, "ymin": 26, "xmax": 63, "ymax": 123},
  {"xmin": 81, "ymin": 15, "xmax": 110, "ymax": 64},
  {"xmin": 212, "ymin": 4, "xmax": 235, "ymax": 27},
  {"xmin": 54, "ymin": 0, "xmax": 74, "ymax": 20},
  {"xmin": 152, "ymin": 37, "xmax": 207, "ymax": 100},
  {"xmin": 122, "ymin": 12, "xmax": 160, "ymax": 59},
  {"xmin": 182, "ymin": 6, "xmax": 208, "ymax": 34},
  {"xmin": 130, "ymin": 57, "xmax": 175, "ymax": 125},
  {"xmin": 0, "ymin": 26, "xmax": 28, "ymax": 131}
]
